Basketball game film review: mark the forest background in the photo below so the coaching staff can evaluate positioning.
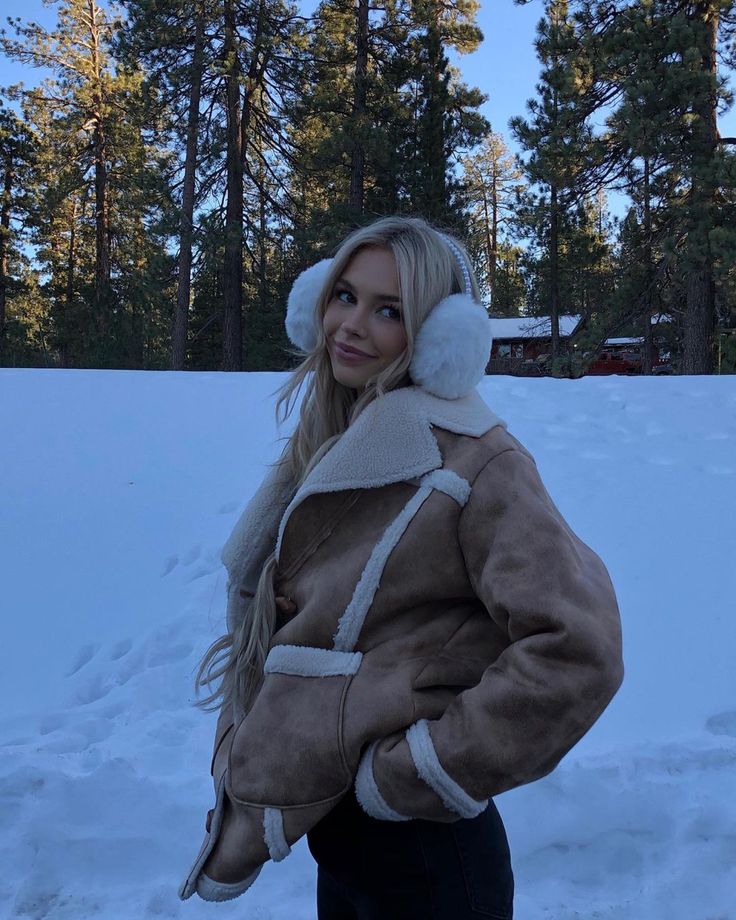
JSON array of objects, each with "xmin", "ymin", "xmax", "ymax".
[{"xmin": 1, "ymin": 0, "xmax": 735, "ymax": 375}]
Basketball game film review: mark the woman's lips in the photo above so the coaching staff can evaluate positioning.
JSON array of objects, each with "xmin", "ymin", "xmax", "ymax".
[{"xmin": 333, "ymin": 341, "xmax": 376, "ymax": 362}]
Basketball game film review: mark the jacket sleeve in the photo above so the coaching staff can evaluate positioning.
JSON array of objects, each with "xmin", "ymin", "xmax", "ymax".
[
  {"xmin": 363, "ymin": 445, "xmax": 624, "ymax": 822},
  {"xmin": 209, "ymin": 455, "xmax": 297, "ymax": 774}
]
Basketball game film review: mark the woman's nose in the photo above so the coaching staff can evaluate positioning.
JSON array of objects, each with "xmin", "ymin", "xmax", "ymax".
[{"xmin": 341, "ymin": 307, "xmax": 369, "ymax": 335}]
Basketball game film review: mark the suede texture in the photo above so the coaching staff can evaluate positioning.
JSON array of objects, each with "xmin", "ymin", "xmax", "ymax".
[{"xmin": 195, "ymin": 385, "xmax": 624, "ymax": 887}]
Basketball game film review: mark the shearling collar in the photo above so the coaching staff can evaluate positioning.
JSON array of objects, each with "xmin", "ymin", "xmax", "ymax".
[{"xmin": 274, "ymin": 385, "xmax": 505, "ymax": 560}]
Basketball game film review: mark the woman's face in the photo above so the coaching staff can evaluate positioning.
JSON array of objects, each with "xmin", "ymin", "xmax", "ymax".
[{"xmin": 323, "ymin": 246, "xmax": 407, "ymax": 391}]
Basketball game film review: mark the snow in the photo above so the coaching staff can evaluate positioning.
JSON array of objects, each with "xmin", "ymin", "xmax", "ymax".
[
  {"xmin": 490, "ymin": 315, "xmax": 581, "ymax": 340},
  {"xmin": 490, "ymin": 313, "xmax": 672, "ymax": 342},
  {"xmin": 1, "ymin": 368, "xmax": 735, "ymax": 920}
]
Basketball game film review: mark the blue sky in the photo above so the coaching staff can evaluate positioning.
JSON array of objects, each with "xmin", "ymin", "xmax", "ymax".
[
  {"xmin": 0, "ymin": 0, "xmax": 544, "ymax": 149},
  {"xmin": 2, "ymin": 0, "xmax": 735, "ymax": 225}
]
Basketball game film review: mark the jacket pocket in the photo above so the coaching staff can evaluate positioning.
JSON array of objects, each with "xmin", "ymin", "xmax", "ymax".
[{"xmin": 228, "ymin": 644, "xmax": 361, "ymax": 809}]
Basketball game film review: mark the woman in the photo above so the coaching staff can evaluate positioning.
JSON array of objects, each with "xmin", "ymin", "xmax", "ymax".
[{"xmin": 178, "ymin": 216, "xmax": 624, "ymax": 918}]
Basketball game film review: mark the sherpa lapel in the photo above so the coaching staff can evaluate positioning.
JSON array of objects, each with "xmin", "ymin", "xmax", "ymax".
[{"xmin": 274, "ymin": 385, "xmax": 505, "ymax": 561}]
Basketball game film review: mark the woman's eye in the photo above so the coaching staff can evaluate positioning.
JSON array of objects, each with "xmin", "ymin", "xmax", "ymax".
[{"xmin": 334, "ymin": 290, "xmax": 401, "ymax": 321}]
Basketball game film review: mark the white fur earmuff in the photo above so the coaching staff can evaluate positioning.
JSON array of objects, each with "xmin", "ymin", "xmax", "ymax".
[
  {"xmin": 408, "ymin": 293, "xmax": 492, "ymax": 399},
  {"xmin": 285, "ymin": 258, "xmax": 332, "ymax": 353},
  {"xmin": 284, "ymin": 237, "xmax": 492, "ymax": 399}
]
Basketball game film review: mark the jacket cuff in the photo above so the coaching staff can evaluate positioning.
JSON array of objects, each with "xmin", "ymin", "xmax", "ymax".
[
  {"xmin": 354, "ymin": 721, "xmax": 487, "ymax": 823},
  {"xmin": 405, "ymin": 720, "xmax": 489, "ymax": 819},
  {"xmin": 354, "ymin": 740, "xmax": 412, "ymax": 821}
]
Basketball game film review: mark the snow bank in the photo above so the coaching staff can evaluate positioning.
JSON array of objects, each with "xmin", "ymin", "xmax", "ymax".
[{"xmin": 1, "ymin": 369, "xmax": 734, "ymax": 919}]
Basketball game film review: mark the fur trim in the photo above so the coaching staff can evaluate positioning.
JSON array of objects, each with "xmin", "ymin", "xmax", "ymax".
[
  {"xmin": 275, "ymin": 385, "xmax": 505, "ymax": 561},
  {"xmin": 263, "ymin": 807, "xmax": 291, "ymax": 862},
  {"xmin": 409, "ymin": 294, "xmax": 493, "ymax": 400},
  {"xmin": 264, "ymin": 644, "xmax": 363, "ymax": 677},
  {"xmin": 194, "ymin": 867, "xmax": 262, "ymax": 902},
  {"xmin": 285, "ymin": 259, "xmax": 332, "ymax": 352},
  {"xmin": 333, "ymin": 484, "xmax": 434, "ymax": 652},
  {"xmin": 421, "ymin": 468, "xmax": 471, "ymax": 506},
  {"xmin": 354, "ymin": 740, "xmax": 411, "ymax": 821},
  {"xmin": 221, "ymin": 459, "xmax": 296, "ymax": 634},
  {"xmin": 332, "ymin": 466, "xmax": 471, "ymax": 652},
  {"xmin": 405, "ymin": 719, "xmax": 488, "ymax": 819}
]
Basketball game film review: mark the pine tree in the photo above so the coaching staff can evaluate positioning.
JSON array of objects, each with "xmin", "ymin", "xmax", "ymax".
[
  {"xmin": 561, "ymin": 0, "xmax": 736, "ymax": 372},
  {"xmin": 2, "ymin": 0, "xmax": 176, "ymax": 367},
  {"xmin": 461, "ymin": 129, "xmax": 526, "ymax": 308},
  {"xmin": 0, "ymin": 104, "xmax": 37, "ymax": 364},
  {"xmin": 511, "ymin": 0, "xmax": 597, "ymax": 366},
  {"xmin": 115, "ymin": 0, "xmax": 219, "ymax": 369}
]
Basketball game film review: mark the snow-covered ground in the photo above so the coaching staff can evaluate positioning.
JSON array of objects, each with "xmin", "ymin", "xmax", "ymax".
[{"xmin": 1, "ymin": 368, "xmax": 735, "ymax": 920}]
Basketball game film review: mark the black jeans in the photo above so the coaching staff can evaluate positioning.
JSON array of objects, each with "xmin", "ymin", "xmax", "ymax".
[{"xmin": 306, "ymin": 787, "xmax": 514, "ymax": 920}]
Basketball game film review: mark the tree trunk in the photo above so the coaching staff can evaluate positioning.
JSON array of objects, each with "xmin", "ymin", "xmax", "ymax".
[
  {"xmin": 683, "ymin": 1, "xmax": 718, "ymax": 374},
  {"xmin": 61, "ymin": 196, "xmax": 78, "ymax": 369},
  {"xmin": 424, "ymin": 3, "xmax": 447, "ymax": 222},
  {"xmin": 490, "ymin": 172, "xmax": 498, "ymax": 298},
  {"xmin": 0, "ymin": 156, "xmax": 11, "ymax": 364},
  {"xmin": 642, "ymin": 155, "xmax": 653, "ymax": 374},
  {"xmin": 89, "ymin": 0, "xmax": 111, "ymax": 327},
  {"xmin": 549, "ymin": 183, "xmax": 560, "ymax": 361},
  {"xmin": 482, "ymin": 185, "xmax": 493, "ymax": 305},
  {"xmin": 235, "ymin": 0, "xmax": 270, "ymax": 370},
  {"xmin": 172, "ymin": 2, "xmax": 206, "ymax": 371},
  {"xmin": 222, "ymin": 0, "xmax": 243, "ymax": 372},
  {"xmin": 349, "ymin": 0, "xmax": 369, "ymax": 213}
]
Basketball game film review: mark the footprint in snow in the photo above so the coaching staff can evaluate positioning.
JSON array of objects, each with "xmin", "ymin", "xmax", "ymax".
[
  {"xmin": 72, "ymin": 673, "xmax": 114, "ymax": 706},
  {"xmin": 113, "ymin": 646, "xmax": 148, "ymax": 685},
  {"xmin": 39, "ymin": 717, "xmax": 113, "ymax": 753},
  {"xmin": 705, "ymin": 710, "xmax": 736, "ymax": 738},
  {"xmin": 38, "ymin": 712, "xmax": 67, "ymax": 735},
  {"xmin": 186, "ymin": 563, "xmax": 219, "ymax": 583},
  {"xmin": 161, "ymin": 554, "xmax": 178, "ymax": 576},
  {"xmin": 110, "ymin": 637, "xmax": 133, "ymax": 660},
  {"xmin": 181, "ymin": 544, "xmax": 201, "ymax": 565},
  {"xmin": 65, "ymin": 643, "xmax": 99, "ymax": 677},
  {"xmin": 148, "ymin": 640, "xmax": 194, "ymax": 667}
]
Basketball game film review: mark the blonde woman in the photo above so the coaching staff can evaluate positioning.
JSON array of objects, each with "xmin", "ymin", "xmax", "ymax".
[{"xmin": 178, "ymin": 215, "xmax": 624, "ymax": 919}]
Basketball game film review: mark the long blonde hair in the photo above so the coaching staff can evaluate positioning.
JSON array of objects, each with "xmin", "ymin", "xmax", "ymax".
[{"xmin": 194, "ymin": 215, "xmax": 481, "ymax": 718}]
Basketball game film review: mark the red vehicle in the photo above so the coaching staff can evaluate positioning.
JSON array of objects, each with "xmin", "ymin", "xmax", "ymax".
[{"xmin": 587, "ymin": 348, "xmax": 643, "ymax": 375}]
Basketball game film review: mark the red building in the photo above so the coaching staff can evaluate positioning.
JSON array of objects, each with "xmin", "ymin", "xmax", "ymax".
[{"xmin": 487, "ymin": 315, "xmax": 671, "ymax": 376}]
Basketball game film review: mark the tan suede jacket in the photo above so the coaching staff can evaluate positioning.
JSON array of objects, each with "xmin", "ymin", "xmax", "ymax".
[{"xmin": 180, "ymin": 384, "xmax": 624, "ymax": 898}]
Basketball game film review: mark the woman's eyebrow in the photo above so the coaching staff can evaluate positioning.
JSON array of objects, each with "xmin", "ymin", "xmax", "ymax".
[{"xmin": 337, "ymin": 277, "xmax": 402, "ymax": 302}]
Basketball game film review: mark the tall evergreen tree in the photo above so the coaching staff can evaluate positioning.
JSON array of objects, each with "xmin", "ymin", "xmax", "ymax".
[
  {"xmin": 0, "ymin": 104, "xmax": 36, "ymax": 364},
  {"xmin": 2, "ymin": 0, "xmax": 176, "ymax": 367},
  {"xmin": 511, "ymin": 0, "xmax": 597, "ymax": 365},
  {"xmin": 115, "ymin": 0, "xmax": 220, "ymax": 370},
  {"xmin": 461, "ymin": 129, "xmax": 526, "ymax": 308},
  {"xmin": 554, "ymin": 0, "xmax": 736, "ymax": 372}
]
